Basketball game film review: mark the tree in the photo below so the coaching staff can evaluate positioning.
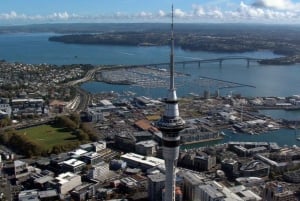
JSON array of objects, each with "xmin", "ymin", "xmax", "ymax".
[
  {"xmin": 56, "ymin": 116, "xmax": 77, "ymax": 130},
  {"xmin": 0, "ymin": 132, "xmax": 11, "ymax": 145},
  {"xmin": 0, "ymin": 117, "xmax": 11, "ymax": 128},
  {"xmin": 80, "ymin": 123, "xmax": 99, "ymax": 141},
  {"xmin": 76, "ymin": 130, "xmax": 89, "ymax": 141},
  {"xmin": 70, "ymin": 113, "xmax": 81, "ymax": 128}
]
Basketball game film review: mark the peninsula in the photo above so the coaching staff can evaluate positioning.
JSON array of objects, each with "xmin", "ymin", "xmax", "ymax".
[{"xmin": 47, "ymin": 23, "xmax": 300, "ymax": 65}]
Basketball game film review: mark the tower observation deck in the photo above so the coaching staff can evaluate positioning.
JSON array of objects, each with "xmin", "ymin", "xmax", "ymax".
[{"xmin": 155, "ymin": 5, "xmax": 185, "ymax": 201}]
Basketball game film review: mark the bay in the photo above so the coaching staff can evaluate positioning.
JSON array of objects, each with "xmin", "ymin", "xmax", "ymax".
[
  {"xmin": 1, "ymin": 33, "xmax": 296, "ymax": 98},
  {"xmin": 1, "ymin": 33, "xmax": 300, "ymax": 146}
]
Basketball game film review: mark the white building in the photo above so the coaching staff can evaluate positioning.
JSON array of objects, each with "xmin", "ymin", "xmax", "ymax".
[
  {"xmin": 0, "ymin": 104, "xmax": 11, "ymax": 118},
  {"xmin": 87, "ymin": 108, "xmax": 104, "ymax": 122},
  {"xmin": 195, "ymin": 181, "xmax": 261, "ymax": 201},
  {"xmin": 79, "ymin": 141, "xmax": 107, "ymax": 152},
  {"xmin": 135, "ymin": 140, "xmax": 157, "ymax": 156},
  {"xmin": 121, "ymin": 152, "xmax": 165, "ymax": 171},
  {"xmin": 62, "ymin": 159, "xmax": 86, "ymax": 173},
  {"xmin": 68, "ymin": 149, "xmax": 88, "ymax": 158},
  {"xmin": 18, "ymin": 189, "xmax": 39, "ymax": 201},
  {"xmin": 95, "ymin": 141, "xmax": 107, "ymax": 151},
  {"xmin": 87, "ymin": 161, "xmax": 110, "ymax": 181},
  {"xmin": 54, "ymin": 172, "xmax": 82, "ymax": 195},
  {"xmin": 100, "ymin": 99, "xmax": 113, "ymax": 106},
  {"xmin": 195, "ymin": 181, "xmax": 226, "ymax": 201},
  {"xmin": 148, "ymin": 173, "xmax": 165, "ymax": 201},
  {"xmin": 80, "ymin": 152, "xmax": 102, "ymax": 165},
  {"xmin": 181, "ymin": 171, "xmax": 206, "ymax": 201}
]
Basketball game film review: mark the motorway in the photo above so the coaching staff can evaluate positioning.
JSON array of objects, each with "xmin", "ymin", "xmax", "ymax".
[
  {"xmin": 0, "ymin": 67, "xmax": 98, "ymax": 132},
  {"xmin": 64, "ymin": 67, "xmax": 100, "ymax": 112},
  {"xmin": 66, "ymin": 67, "xmax": 99, "ymax": 86}
]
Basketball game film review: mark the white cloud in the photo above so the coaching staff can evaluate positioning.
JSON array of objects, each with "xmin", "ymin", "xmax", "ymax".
[
  {"xmin": 0, "ymin": 11, "xmax": 24, "ymax": 20},
  {"xmin": 0, "ymin": 11, "xmax": 79, "ymax": 22},
  {"xmin": 192, "ymin": 4, "xmax": 206, "ymax": 16},
  {"xmin": 174, "ymin": 9, "xmax": 187, "ymax": 18},
  {"xmin": 136, "ymin": 11, "xmax": 153, "ymax": 18},
  {"xmin": 2, "ymin": 2, "xmax": 300, "ymax": 24},
  {"xmin": 48, "ymin": 12, "xmax": 70, "ymax": 20},
  {"xmin": 208, "ymin": 9, "xmax": 224, "ymax": 19},
  {"xmin": 158, "ymin": 10, "xmax": 166, "ymax": 17},
  {"xmin": 238, "ymin": 2, "xmax": 265, "ymax": 18},
  {"xmin": 252, "ymin": 0, "xmax": 300, "ymax": 11},
  {"xmin": 188, "ymin": 2, "xmax": 300, "ymax": 22},
  {"xmin": 231, "ymin": 1, "xmax": 298, "ymax": 21}
]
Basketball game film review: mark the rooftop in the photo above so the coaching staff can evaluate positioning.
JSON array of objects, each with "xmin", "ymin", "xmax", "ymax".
[
  {"xmin": 69, "ymin": 149, "xmax": 88, "ymax": 157},
  {"xmin": 55, "ymin": 172, "xmax": 80, "ymax": 185},
  {"xmin": 82, "ymin": 151, "xmax": 100, "ymax": 158},
  {"xmin": 63, "ymin": 159, "xmax": 85, "ymax": 167},
  {"xmin": 148, "ymin": 173, "xmax": 165, "ymax": 182},
  {"xmin": 38, "ymin": 189, "xmax": 58, "ymax": 198},
  {"xmin": 136, "ymin": 140, "xmax": 157, "ymax": 147},
  {"xmin": 121, "ymin": 152, "xmax": 164, "ymax": 167},
  {"xmin": 181, "ymin": 171, "xmax": 206, "ymax": 186}
]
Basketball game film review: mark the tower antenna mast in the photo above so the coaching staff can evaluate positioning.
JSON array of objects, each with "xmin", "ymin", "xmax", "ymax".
[{"xmin": 156, "ymin": 5, "xmax": 185, "ymax": 201}]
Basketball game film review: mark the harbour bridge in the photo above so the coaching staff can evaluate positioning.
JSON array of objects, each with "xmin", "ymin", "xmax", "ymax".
[
  {"xmin": 125, "ymin": 56, "xmax": 262, "ymax": 68},
  {"xmin": 97, "ymin": 56, "xmax": 261, "ymax": 97}
]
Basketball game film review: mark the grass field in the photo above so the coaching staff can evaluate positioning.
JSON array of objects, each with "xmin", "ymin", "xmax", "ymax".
[{"xmin": 17, "ymin": 124, "xmax": 79, "ymax": 151}]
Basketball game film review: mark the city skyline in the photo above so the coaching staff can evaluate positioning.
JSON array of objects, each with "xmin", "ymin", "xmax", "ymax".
[{"xmin": 2, "ymin": 0, "xmax": 300, "ymax": 25}]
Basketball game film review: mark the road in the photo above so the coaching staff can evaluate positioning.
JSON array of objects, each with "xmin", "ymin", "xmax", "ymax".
[
  {"xmin": 64, "ymin": 67, "xmax": 100, "ymax": 112},
  {"xmin": 0, "ymin": 68, "xmax": 99, "ymax": 132},
  {"xmin": 66, "ymin": 67, "xmax": 100, "ymax": 87}
]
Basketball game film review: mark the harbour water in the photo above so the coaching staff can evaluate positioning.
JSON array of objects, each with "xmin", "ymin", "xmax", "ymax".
[
  {"xmin": 0, "ymin": 33, "xmax": 300, "ymax": 146},
  {"xmin": 259, "ymin": 109, "xmax": 300, "ymax": 121},
  {"xmin": 182, "ymin": 129, "xmax": 300, "ymax": 149}
]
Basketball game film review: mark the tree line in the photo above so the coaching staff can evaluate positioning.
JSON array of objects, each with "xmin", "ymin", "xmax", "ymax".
[{"xmin": 0, "ymin": 113, "xmax": 99, "ymax": 157}]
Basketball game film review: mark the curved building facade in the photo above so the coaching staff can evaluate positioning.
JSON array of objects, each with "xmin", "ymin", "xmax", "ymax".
[{"xmin": 240, "ymin": 160, "xmax": 270, "ymax": 178}]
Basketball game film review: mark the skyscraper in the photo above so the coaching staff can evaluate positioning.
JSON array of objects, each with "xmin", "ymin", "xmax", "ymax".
[{"xmin": 156, "ymin": 6, "xmax": 185, "ymax": 201}]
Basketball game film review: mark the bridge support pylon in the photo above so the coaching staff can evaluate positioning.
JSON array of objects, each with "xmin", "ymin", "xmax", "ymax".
[
  {"xmin": 247, "ymin": 59, "xmax": 250, "ymax": 68},
  {"xmin": 219, "ymin": 60, "xmax": 223, "ymax": 68},
  {"xmin": 198, "ymin": 62, "xmax": 201, "ymax": 68}
]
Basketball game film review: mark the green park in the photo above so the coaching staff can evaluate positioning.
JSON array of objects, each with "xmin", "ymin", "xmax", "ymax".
[
  {"xmin": 0, "ymin": 115, "xmax": 97, "ymax": 157},
  {"xmin": 17, "ymin": 124, "xmax": 79, "ymax": 151}
]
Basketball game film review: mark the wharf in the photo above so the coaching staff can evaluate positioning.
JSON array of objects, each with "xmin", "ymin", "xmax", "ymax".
[
  {"xmin": 181, "ymin": 136, "xmax": 223, "ymax": 145},
  {"xmin": 254, "ymin": 105, "xmax": 300, "ymax": 110}
]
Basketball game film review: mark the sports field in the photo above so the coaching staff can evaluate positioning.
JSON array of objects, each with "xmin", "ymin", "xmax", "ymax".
[{"xmin": 17, "ymin": 124, "xmax": 79, "ymax": 151}]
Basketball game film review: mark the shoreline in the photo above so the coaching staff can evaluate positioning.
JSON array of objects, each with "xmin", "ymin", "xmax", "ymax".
[{"xmin": 181, "ymin": 136, "xmax": 223, "ymax": 145}]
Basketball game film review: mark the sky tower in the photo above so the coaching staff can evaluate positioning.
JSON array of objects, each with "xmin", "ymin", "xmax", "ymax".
[{"xmin": 156, "ymin": 5, "xmax": 185, "ymax": 201}]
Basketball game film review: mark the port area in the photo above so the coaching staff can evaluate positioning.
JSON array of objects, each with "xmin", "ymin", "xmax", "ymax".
[
  {"xmin": 177, "ymin": 96, "xmax": 284, "ymax": 137},
  {"xmin": 85, "ymin": 89, "xmax": 299, "ymax": 151},
  {"xmin": 83, "ymin": 67, "xmax": 300, "ymax": 143}
]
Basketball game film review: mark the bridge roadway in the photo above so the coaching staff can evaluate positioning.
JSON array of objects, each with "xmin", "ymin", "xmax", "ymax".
[{"xmin": 125, "ymin": 56, "xmax": 262, "ymax": 68}]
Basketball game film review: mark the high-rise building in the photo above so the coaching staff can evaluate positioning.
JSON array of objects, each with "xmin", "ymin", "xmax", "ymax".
[
  {"xmin": 148, "ymin": 173, "xmax": 165, "ymax": 201},
  {"xmin": 156, "ymin": 6, "xmax": 185, "ymax": 201},
  {"xmin": 263, "ymin": 182, "xmax": 296, "ymax": 201}
]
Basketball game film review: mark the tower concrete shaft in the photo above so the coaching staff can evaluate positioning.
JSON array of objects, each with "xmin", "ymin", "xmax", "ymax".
[{"xmin": 156, "ymin": 5, "xmax": 185, "ymax": 201}]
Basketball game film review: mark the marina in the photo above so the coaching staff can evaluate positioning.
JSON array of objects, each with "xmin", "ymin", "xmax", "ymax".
[{"xmin": 95, "ymin": 66, "xmax": 188, "ymax": 88}]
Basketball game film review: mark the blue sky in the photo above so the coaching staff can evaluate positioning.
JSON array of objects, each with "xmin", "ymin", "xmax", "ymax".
[{"xmin": 1, "ymin": 0, "xmax": 300, "ymax": 24}]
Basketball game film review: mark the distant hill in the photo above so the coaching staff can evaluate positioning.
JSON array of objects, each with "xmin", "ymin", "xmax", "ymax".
[
  {"xmin": 3, "ymin": 23, "xmax": 300, "ymax": 64},
  {"xmin": 1, "ymin": 23, "xmax": 300, "ymax": 35}
]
